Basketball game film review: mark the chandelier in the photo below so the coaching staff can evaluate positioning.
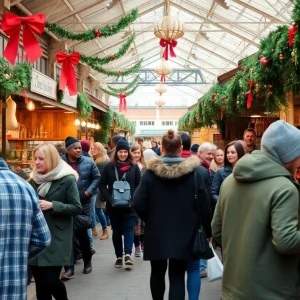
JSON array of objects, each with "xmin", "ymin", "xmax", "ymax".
[
  {"xmin": 155, "ymin": 83, "xmax": 167, "ymax": 95},
  {"xmin": 154, "ymin": 0, "xmax": 184, "ymax": 60},
  {"xmin": 155, "ymin": 95, "xmax": 166, "ymax": 111},
  {"xmin": 155, "ymin": 59, "xmax": 172, "ymax": 82}
]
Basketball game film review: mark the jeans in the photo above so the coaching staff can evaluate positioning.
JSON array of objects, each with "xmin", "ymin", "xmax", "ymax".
[
  {"xmin": 150, "ymin": 259, "xmax": 187, "ymax": 300},
  {"xmin": 106, "ymin": 214, "xmax": 110, "ymax": 225},
  {"xmin": 31, "ymin": 266, "xmax": 68, "ymax": 300},
  {"xmin": 111, "ymin": 214, "xmax": 136, "ymax": 258},
  {"xmin": 187, "ymin": 259, "xmax": 201, "ymax": 300},
  {"xmin": 200, "ymin": 259, "xmax": 207, "ymax": 272},
  {"xmin": 87, "ymin": 229, "xmax": 93, "ymax": 246},
  {"xmin": 95, "ymin": 207, "xmax": 107, "ymax": 230},
  {"xmin": 91, "ymin": 195, "xmax": 97, "ymax": 227}
]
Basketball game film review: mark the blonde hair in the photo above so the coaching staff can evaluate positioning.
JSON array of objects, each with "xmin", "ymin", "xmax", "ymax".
[
  {"xmin": 92, "ymin": 142, "xmax": 107, "ymax": 165},
  {"xmin": 33, "ymin": 142, "xmax": 61, "ymax": 173},
  {"xmin": 130, "ymin": 143, "xmax": 146, "ymax": 168}
]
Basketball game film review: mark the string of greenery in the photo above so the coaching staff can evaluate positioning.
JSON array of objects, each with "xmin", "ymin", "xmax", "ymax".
[
  {"xmin": 95, "ymin": 109, "xmax": 113, "ymax": 144},
  {"xmin": 112, "ymin": 111, "xmax": 136, "ymax": 135},
  {"xmin": 77, "ymin": 93, "xmax": 93, "ymax": 119},
  {"xmin": 45, "ymin": 9, "xmax": 138, "ymax": 42},
  {"xmin": 100, "ymin": 80, "xmax": 139, "ymax": 97},
  {"xmin": 107, "ymin": 75, "xmax": 139, "ymax": 93},
  {"xmin": 86, "ymin": 58, "xmax": 143, "ymax": 77},
  {"xmin": 80, "ymin": 33, "xmax": 136, "ymax": 66},
  {"xmin": 0, "ymin": 57, "xmax": 31, "ymax": 97}
]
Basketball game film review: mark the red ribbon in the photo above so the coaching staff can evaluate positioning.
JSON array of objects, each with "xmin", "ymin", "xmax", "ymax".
[
  {"xmin": 160, "ymin": 75, "xmax": 166, "ymax": 82},
  {"xmin": 1, "ymin": 12, "xmax": 45, "ymax": 65},
  {"xmin": 22, "ymin": 88, "xmax": 28, "ymax": 104},
  {"xmin": 119, "ymin": 93, "xmax": 127, "ymax": 112},
  {"xmin": 289, "ymin": 24, "xmax": 297, "ymax": 47},
  {"xmin": 160, "ymin": 39, "xmax": 177, "ymax": 60},
  {"xmin": 56, "ymin": 52, "xmax": 80, "ymax": 96},
  {"xmin": 247, "ymin": 81, "xmax": 255, "ymax": 109}
]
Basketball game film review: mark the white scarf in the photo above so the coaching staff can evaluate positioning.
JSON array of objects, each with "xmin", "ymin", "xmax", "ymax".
[{"xmin": 31, "ymin": 160, "xmax": 78, "ymax": 197}]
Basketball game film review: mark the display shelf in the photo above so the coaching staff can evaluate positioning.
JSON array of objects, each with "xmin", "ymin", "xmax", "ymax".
[{"xmin": 7, "ymin": 138, "xmax": 64, "ymax": 141}]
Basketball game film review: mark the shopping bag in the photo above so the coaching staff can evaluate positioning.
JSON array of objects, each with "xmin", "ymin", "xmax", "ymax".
[{"xmin": 207, "ymin": 244, "xmax": 223, "ymax": 282}]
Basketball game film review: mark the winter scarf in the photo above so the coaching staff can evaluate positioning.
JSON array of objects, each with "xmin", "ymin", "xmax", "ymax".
[
  {"xmin": 116, "ymin": 160, "xmax": 131, "ymax": 176},
  {"xmin": 31, "ymin": 160, "xmax": 79, "ymax": 197}
]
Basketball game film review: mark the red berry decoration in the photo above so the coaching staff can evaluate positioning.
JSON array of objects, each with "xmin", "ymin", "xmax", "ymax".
[
  {"xmin": 118, "ymin": 71, "xmax": 121, "ymax": 76},
  {"xmin": 260, "ymin": 57, "xmax": 269, "ymax": 67},
  {"xmin": 268, "ymin": 84, "xmax": 272, "ymax": 88},
  {"xmin": 212, "ymin": 93, "xmax": 216, "ymax": 97},
  {"xmin": 292, "ymin": 59, "xmax": 295, "ymax": 63},
  {"xmin": 110, "ymin": 55, "xmax": 115, "ymax": 60},
  {"xmin": 279, "ymin": 53, "xmax": 283, "ymax": 60},
  {"xmin": 267, "ymin": 91, "xmax": 272, "ymax": 97}
]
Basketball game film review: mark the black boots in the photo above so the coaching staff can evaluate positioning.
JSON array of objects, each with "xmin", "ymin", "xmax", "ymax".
[{"xmin": 83, "ymin": 260, "xmax": 92, "ymax": 274}]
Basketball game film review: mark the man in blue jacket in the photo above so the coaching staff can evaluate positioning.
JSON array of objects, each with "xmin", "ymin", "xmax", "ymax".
[{"xmin": 61, "ymin": 136, "xmax": 100, "ymax": 279}]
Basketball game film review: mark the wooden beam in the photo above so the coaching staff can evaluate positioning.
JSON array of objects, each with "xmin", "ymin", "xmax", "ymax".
[
  {"xmin": 0, "ymin": 0, "xmax": 10, "ymax": 14},
  {"xmin": 231, "ymin": 0, "xmax": 285, "ymax": 22},
  {"xmin": 49, "ymin": 0, "xmax": 107, "ymax": 23},
  {"xmin": 172, "ymin": 2, "xmax": 259, "ymax": 47}
]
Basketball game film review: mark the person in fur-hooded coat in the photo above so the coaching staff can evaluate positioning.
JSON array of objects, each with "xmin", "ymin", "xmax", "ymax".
[{"xmin": 133, "ymin": 130, "xmax": 212, "ymax": 262}]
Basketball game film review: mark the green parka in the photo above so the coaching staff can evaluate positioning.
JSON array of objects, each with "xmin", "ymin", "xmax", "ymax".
[
  {"xmin": 212, "ymin": 151, "xmax": 300, "ymax": 300},
  {"xmin": 29, "ymin": 175, "xmax": 82, "ymax": 266}
]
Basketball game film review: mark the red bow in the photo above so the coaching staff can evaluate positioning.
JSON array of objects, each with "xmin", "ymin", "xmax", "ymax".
[
  {"xmin": 160, "ymin": 75, "xmax": 166, "ymax": 82},
  {"xmin": 160, "ymin": 39, "xmax": 177, "ymax": 60},
  {"xmin": 119, "ymin": 93, "xmax": 127, "ymax": 112},
  {"xmin": 289, "ymin": 24, "xmax": 297, "ymax": 47},
  {"xmin": 247, "ymin": 81, "xmax": 255, "ymax": 109},
  {"xmin": 1, "ymin": 12, "xmax": 45, "ymax": 65},
  {"xmin": 56, "ymin": 52, "xmax": 80, "ymax": 96}
]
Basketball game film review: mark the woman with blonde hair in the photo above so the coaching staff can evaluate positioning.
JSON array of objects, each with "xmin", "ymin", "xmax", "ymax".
[
  {"xmin": 210, "ymin": 149, "xmax": 224, "ymax": 172},
  {"xmin": 91, "ymin": 142, "xmax": 110, "ymax": 240},
  {"xmin": 131, "ymin": 143, "xmax": 146, "ymax": 171},
  {"xmin": 29, "ymin": 142, "xmax": 82, "ymax": 300}
]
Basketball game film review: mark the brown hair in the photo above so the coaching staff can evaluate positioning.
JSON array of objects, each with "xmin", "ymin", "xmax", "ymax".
[
  {"xmin": 224, "ymin": 140, "xmax": 245, "ymax": 167},
  {"xmin": 91, "ymin": 142, "xmax": 107, "ymax": 165},
  {"xmin": 130, "ymin": 143, "xmax": 146, "ymax": 167},
  {"xmin": 111, "ymin": 147, "xmax": 133, "ymax": 165},
  {"xmin": 162, "ymin": 129, "xmax": 182, "ymax": 155}
]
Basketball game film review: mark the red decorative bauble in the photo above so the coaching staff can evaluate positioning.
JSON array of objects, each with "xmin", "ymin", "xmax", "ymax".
[
  {"xmin": 212, "ymin": 93, "xmax": 216, "ymax": 97},
  {"xmin": 268, "ymin": 84, "xmax": 272, "ymax": 88},
  {"xmin": 98, "ymin": 31, "xmax": 102, "ymax": 37},
  {"xmin": 221, "ymin": 108, "xmax": 225, "ymax": 112},
  {"xmin": 260, "ymin": 57, "xmax": 269, "ymax": 67},
  {"xmin": 267, "ymin": 91, "xmax": 272, "ymax": 97},
  {"xmin": 110, "ymin": 55, "xmax": 115, "ymax": 60},
  {"xmin": 292, "ymin": 59, "xmax": 295, "ymax": 63},
  {"xmin": 118, "ymin": 71, "xmax": 121, "ymax": 76},
  {"xmin": 279, "ymin": 53, "xmax": 283, "ymax": 60}
]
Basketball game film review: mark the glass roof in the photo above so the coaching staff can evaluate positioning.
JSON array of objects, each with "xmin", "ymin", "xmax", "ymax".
[{"xmin": 18, "ymin": 0, "xmax": 294, "ymax": 106}]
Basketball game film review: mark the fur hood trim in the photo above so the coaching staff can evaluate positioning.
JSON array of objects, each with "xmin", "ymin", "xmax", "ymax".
[{"xmin": 146, "ymin": 155, "xmax": 200, "ymax": 179}]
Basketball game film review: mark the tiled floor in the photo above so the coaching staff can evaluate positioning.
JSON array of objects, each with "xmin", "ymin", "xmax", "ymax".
[{"xmin": 27, "ymin": 226, "xmax": 221, "ymax": 299}]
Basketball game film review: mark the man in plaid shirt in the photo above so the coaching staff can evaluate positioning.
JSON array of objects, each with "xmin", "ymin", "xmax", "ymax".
[{"xmin": 0, "ymin": 158, "xmax": 51, "ymax": 300}]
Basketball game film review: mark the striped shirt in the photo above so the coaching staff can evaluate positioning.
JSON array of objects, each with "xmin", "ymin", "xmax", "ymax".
[{"xmin": 0, "ymin": 159, "xmax": 51, "ymax": 300}]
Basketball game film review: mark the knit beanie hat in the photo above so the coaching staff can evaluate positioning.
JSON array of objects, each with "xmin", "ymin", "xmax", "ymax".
[
  {"xmin": 80, "ymin": 140, "xmax": 91, "ymax": 152},
  {"xmin": 191, "ymin": 144, "xmax": 200, "ymax": 154},
  {"xmin": 261, "ymin": 120, "xmax": 300, "ymax": 163},
  {"xmin": 65, "ymin": 136, "xmax": 81, "ymax": 151},
  {"xmin": 116, "ymin": 139, "xmax": 130, "ymax": 152}
]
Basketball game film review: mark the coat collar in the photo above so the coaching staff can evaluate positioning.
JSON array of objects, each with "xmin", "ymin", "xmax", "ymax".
[{"xmin": 147, "ymin": 155, "xmax": 200, "ymax": 179}]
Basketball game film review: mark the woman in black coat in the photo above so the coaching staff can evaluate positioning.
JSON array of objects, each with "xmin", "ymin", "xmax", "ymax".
[
  {"xmin": 100, "ymin": 139, "xmax": 141, "ymax": 268},
  {"xmin": 133, "ymin": 129, "xmax": 212, "ymax": 300}
]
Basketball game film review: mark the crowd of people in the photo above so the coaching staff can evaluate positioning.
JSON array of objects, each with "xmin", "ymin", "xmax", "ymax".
[{"xmin": 2, "ymin": 121, "xmax": 300, "ymax": 300}]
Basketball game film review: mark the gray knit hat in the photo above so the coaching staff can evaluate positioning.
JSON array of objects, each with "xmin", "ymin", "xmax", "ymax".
[
  {"xmin": 65, "ymin": 136, "xmax": 81, "ymax": 151},
  {"xmin": 261, "ymin": 120, "xmax": 300, "ymax": 163}
]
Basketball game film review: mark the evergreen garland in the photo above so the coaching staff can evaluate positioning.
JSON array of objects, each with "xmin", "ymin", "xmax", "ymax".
[
  {"xmin": 80, "ymin": 33, "xmax": 136, "ymax": 66},
  {"xmin": 0, "ymin": 57, "xmax": 31, "ymax": 97},
  {"xmin": 100, "ymin": 82, "xmax": 139, "ymax": 97},
  {"xmin": 77, "ymin": 93, "xmax": 93, "ymax": 119},
  {"xmin": 112, "ymin": 111, "xmax": 135, "ymax": 134},
  {"xmin": 95, "ymin": 108, "xmax": 113, "ymax": 143},
  {"xmin": 46, "ymin": 9, "xmax": 138, "ymax": 42},
  {"xmin": 86, "ymin": 58, "xmax": 143, "ymax": 77},
  {"xmin": 107, "ymin": 75, "xmax": 139, "ymax": 93}
]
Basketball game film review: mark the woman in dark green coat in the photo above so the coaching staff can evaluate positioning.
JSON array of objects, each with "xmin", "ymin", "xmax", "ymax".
[{"xmin": 29, "ymin": 142, "xmax": 82, "ymax": 300}]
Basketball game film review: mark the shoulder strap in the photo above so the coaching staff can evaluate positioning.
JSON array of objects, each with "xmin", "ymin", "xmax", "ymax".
[
  {"xmin": 114, "ymin": 167, "xmax": 127, "ymax": 181},
  {"xmin": 194, "ymin": 171, "xmax": 203, "ymax": 229}
]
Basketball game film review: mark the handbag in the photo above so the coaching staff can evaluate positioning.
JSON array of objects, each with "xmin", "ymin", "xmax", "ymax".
[
  {"xmin": 73, "ymin": 213, "xmax": 92, "ymax": 232},
  {"xmin": 192, "ymin": 171, "xmax": 214, "ymax": 260},
  {"xmin": 112, "ymin": 167, "xmax": 131, "ymax": 208},
  {"xmin": 207, "ymin": 243, "xmax": 223, "ymax": 282}
]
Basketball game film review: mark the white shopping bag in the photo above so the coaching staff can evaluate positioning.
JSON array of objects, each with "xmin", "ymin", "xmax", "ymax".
[{"xmin": 207, "ymin": 244, "xmax": 223, "ymax": 282}]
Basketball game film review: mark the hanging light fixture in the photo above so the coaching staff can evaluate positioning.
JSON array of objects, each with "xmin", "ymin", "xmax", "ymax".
[
  {"xmin": 26, "ymin": 100, "xmax": 35, "ymax": 111},
  {"xmin": 91, "ymin": 123, "xmax": 96, "ymax": 129},
  {"xmin": 155, "ymin": 95, "xmax": 166, "ymax": 111},
  {"xmin": 155, "ymin": 59, "xmax": 172, "ymax": 82},
  {"xmin": 74, "ymin": 118, "xmax": 80, "ymax": 126},
  {"xmin": 81, "ymin": 120, "xmax": 86, "ymax": 127},
  {"xmin": 95, "ymin": 124, "xmax": 100, "ymax": 130},
  {"xmin": 155, "ymin": 83, "xmax": 167, "ymax": 95},
  {"xmin": 87, "ymin": 121, "xmax": 92, "ymax": 128},
  {"xmin": 154, "ymin": 0, "xmax": 184, "ymax": 60}
]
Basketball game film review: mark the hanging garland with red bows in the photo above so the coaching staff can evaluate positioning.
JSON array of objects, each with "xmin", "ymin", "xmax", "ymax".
[
  {"xmin": 99, "ymin": 83, "xmax": 138, "ymax": 98},
  {"xmin": 1, "ymin": 12, "xmax": 46, "ymax": 65},
  {"xmin": 107, "ymin": 75, "xmax": 139, "ymax": 93},
  {"xmin": 79, "ymin": 33, "xmax": 136, "ymax": 66},
  {"xmin": 45, "ymin": 9, "xmax": 138, "ymax": 42}
]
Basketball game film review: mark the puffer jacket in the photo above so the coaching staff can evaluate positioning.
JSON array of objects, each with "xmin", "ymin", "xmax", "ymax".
[
  {"xmin": 210, "ymin": 165, "xmax": 233, "ymax": 203},
  {"xmin": 62, "ymin": 154, "xmax": 100, "ymax": 215}
]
